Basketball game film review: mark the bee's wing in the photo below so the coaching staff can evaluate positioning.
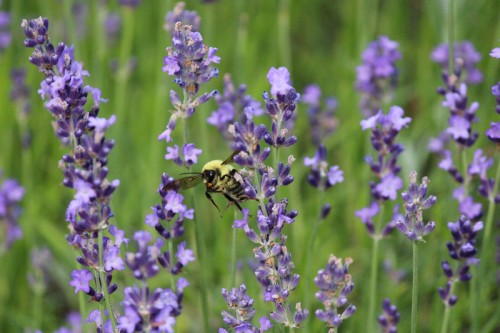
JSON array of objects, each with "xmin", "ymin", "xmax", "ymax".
[
  {"xmin": 222, "ymin": 151, "xmax": 241, "ymax": 165},
  {"xmin": 163, "ymin": 174, "xmax": 203, "ymax": 191}
]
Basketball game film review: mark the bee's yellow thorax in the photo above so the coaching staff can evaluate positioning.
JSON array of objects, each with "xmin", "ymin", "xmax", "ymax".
[{"xmin": 202, "ymin": 160, "xmax": 234, "ymax": 177}]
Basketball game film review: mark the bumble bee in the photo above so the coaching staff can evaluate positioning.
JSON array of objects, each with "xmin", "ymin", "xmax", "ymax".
[{"xmin": 163, "ymin": 151, "xmax": 250, "ymax": 213}]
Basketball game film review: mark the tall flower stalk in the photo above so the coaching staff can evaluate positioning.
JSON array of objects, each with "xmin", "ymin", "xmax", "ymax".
[
  {"xmin": 160, "ymin": 19, "xmax": 219, "ymax": 332},
  {"xmin": 396, "ymin": 171, "xmax": 437, "ymax": 333},
  {"xmin": 22, "ymin": 17, "xmax": 123, "ymax": 331},
  {"xmin": 231, "ymin": 67, "xmax": 308, "ymax": 329},
  {"xmin": 314, "ymin": 255, "xmax": 356, "ymax": 332},
  {"xmin": 356, "ymin": 106, "xmax": 410, "ymax": 327},
  {"xmin": 429, "ymin": 40, "xmax": 489, "ymax": 332}
]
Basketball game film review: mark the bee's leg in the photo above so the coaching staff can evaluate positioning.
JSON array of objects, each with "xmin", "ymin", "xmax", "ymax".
[
  {"xmin": 224, "ymin": 193, "xmax": 243, "ymax": 211},
  {"xmin": 205, "ymin": 191, "xmax": 222, "ymax": 216}
]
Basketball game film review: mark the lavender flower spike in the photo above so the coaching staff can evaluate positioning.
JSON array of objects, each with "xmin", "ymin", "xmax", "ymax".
[
  {"xmin": 159, "ymin": 22, "xmax": 219, "ymax": 142},
  {"xmin": 220, "ymin": 284, "xmax": 273, "ymax": 332},
  {"xmin": 314, "ymin": 255, "xmax": 356, "ymax": 330},
  {"xmin": 396, "ymin": 171, "xmax": 437, "ymax": 242},
  {"xmin": 356, "ymin": 36, "xmax": 401, "ymax": 116},
  {"xmin": 164, "ymin": 2, "xmax": 201, "ymax": 35},
  {"xmin": 438, "ymin": 215, "xmax": 483, "ymax": 307},
  {"xmin": 378, "ymin": 298, "xmax": 400, "ymax": 333}
]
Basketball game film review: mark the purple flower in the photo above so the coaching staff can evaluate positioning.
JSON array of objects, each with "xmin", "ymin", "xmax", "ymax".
[
  {"xmin": 375, "ymin": 173, "xmax": 403, "ymax": 201},
  {"xmin": 164, "ymin": 2, "xmax": 201, "ymax": 35},
  {"xmin": 182, "ymin": 143, "xmax": 202, "ymax": 166},
  {"xmin": 0, "ymin": 175, "xmax": 24, "ymax": 249},
  {"xmin": 267, "ymin": 67, "xmax": 293, "ymax": 96},
  {"xmin": 70, "ymin": 269, "xmax": 93, "ymax": 294},
  {"xmin": 378, "ymin": 299, "xmax": 400, "ymax": 333},
  {"xmin": 486, "ymin": 122, "xmax": 500, "ymax": 143},
  {"xmin": 356, "ymin": 36, "xmax": 401, "ymax": 116},
  {"xmin": 164, "ymin": 23, "xmax": 219, "ymax": 97},
  {"xmin": 23, "ymin": 17, "xmax": 123, "ymax": 322},
  {"xmin": 314, "ymin": 255, "xmax": 356, "ymax": 329},
  {"xmin": 0, "ymin": 11, "xmax": 11, "ymax": 51},
  {"xmin": 304, "ymin": 145, "xmax": 343, "ymax": 190},
  {"xmin": 491, "ymin": 48, "xmax": 500, "ymax": 58},
  {"xmin": 207, "ymin": 74, "xmax": 263, "ymax": 141},
  {"xmin": 358, "ymin": 105, "xmax": 410, "ymax": 238},
  {"xmin": 431, "ymin": 41, "xmax": 483, "ymax": 84},
  {"xmin": 176, "ymin": 241, "xmax": 195, "ymax": 266},
  {"xmin": 355, "ymin": 202, "xmax": 379, "ymax": 236},
  {"xmin": 396, "ymin": 171, "xmax": 437, "ymax": 242},
  {"xmin": 302, "ymin": 84, "xmax": 338, "ymax": 146},
  {"xmin": 159, "ymin": 22, "xmax": 219, "ymax": 142},
  {"xmin": 438, "ymin": 216, "xmax": 483, "ymax": 306},
  {"xmin": 119, "ymin": 285, "xmax": 183, "ymax": 333},
  {"xmin": 261, "ymin": 70, "xmax": 299, "ymax": 149}
]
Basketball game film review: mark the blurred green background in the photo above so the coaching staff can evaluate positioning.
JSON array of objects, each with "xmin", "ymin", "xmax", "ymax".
[{"xmin": 1, "ymin": 0, "xmax": 500, "ymax": 332}]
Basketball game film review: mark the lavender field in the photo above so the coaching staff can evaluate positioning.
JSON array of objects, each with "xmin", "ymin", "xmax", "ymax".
[{"xmin": 1, "ymin": 0, "xmax": 500, "ymax": 332}]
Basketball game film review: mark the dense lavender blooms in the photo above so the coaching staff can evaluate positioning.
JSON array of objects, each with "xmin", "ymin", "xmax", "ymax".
[
  {"xmin": 23, "ymin": 16, "xmax": 123, "ymax": 329},
  {"xmin": 219, "ymin": 285, "xmax": 273, "ymax": 332},
  {"xmin": 145, "ymin": 173, "xmax": 194, "ymax": 240},
  {"xmin": 262, "ymin": 67, "xmax": 299, "ymax": 148},
  {"xmin": 208, "ymin": 73, "xmax": 263, "ymax": 141},
  {"xmin": 356, "ymin": 106, "xmax": 411, "ymax": 237},
  {"xmin": 431, "ymin": 41, "xmax": 483, "ymax": 85},
  {"xmin": 304, "ymin": 144, "xmax": 344, "ymax": 191},
  {"xmin": 355, "ymin": 36, "xmax": 401, "ymax": 116},
  {"xmin": 159, "ymin": 22, "xmax": 219, "ymax": 143},
  {"xmin": 314, "ymin": 255, "xmax": 356, "ymax": 331},
  {"xmin": 438, "ymin": 216, "xmax": 483, "ymax": 306},
  {"xmin": 165, "ymin": 143, "xmax": 203, "ymax": 167},
  {"xmin": 117, "ymin": 230, "xmax": 192, "ymax": 332},
  {"xmin": 396, "ymin": 171, "xmax": 437, "ymax": 242},
  {"xmin": 231, "ymin": 67, "xmax": 308, "ymax": 328},
  {"xmin": 302, "ymin": 84, "xmax": 338, "ymax": 146},
  {"xmin": 0, "ymin": 174, "xmax": 24, "ymax": 251},
  {"xmin": 378, "ymin": 299, "xmax": 400, "ymax": 333},
  {"xmin": 0, "ymin": 10, "xmax": 10, "ymax": 51},
  {"xmin": 164, "ymin": 2, "xmax": 201, "ymax": 35}
]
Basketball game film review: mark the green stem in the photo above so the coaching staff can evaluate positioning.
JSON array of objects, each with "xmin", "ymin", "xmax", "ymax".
[
  {"xmin": 461, "ymin": 148, "xmax": 469, "ymax": 196},
  {"xmin": 277, "ymin": 0, "xmax": 291, "ymax": 68},
  {"xmin": 192, "ymin": 199, "xmax": 210, "ymax": 332},
  {"xmin": 481, "ymin": 156, "xmax": 500, "ymax": 253},
  {"xmin": 447, "ymin": 0, "xmax": 455, "ymax": 75},
  {"xmin": 98, "ymin": 230, "xmax": 117, "ymax": 331},
  {"xmin": 473, "ymin": 155, "xmax": 500, "ymax": 333},
  {"xmin": 411, "ymin": 241, "xmax": 419, "ymax": 333},
  {"xmin": 113, "ymin": 7, "xmax": 135, "ymax": 127},
  {"xmin": 303, "ymin": 191, "xmax": 325, "ymax": 320},
  {"xmin": 440, "ymin": 280, "xmax": 456, "ymax": 333},
  {"xmin": 168, "ymin": 238, "xmax": 176, "ymax": 290},
  {"xmin": 62, "ymin": 0, "xmax": 77, "ymax": 53},
  {"xmin": 368, "ymin": 237, "xmax": 380, "ymax": 328},
  {"xmin": 367, "ymin": 204, "xmax": 384, "ymax": 328},
  {"xmin": 231, "ymin": 210, "xmax": 238, "ymax": 288}
]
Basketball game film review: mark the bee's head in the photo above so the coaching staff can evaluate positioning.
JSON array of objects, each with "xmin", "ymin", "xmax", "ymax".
[{"xmin": 203, "ymin": 169, "xmax": 216, "ymax": 183}]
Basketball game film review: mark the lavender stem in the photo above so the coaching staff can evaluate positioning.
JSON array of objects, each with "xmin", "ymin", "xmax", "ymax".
[
  {"xmin": 367, "ymin": 204, "xmax": 384, "ymax": 328},
  {"xmin": 98, "ymin": 230, "xmax": 118, "ymax": 331},
  {"xmin": 411, "ymin": 241, "xmax": 419, "ymax": 333}
]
